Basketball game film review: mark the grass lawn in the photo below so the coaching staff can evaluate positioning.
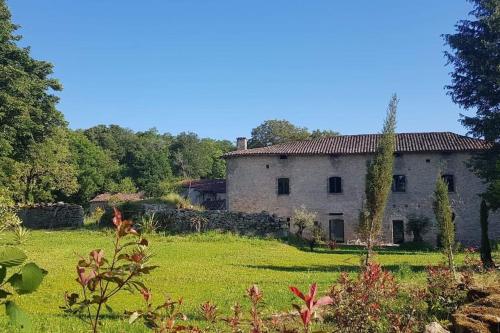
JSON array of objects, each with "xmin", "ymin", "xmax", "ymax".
[{"xmin": 0, "ymin": 229, "xmax": 492, "ymax": 332}]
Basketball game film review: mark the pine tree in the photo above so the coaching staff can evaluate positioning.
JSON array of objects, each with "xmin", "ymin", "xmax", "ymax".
[
  {"xmin": 359, "ymin": 95, "xmax": 397, "ymax": 265},
  {"xmin": 433, "ymin": 177, "xmax": 456, "ymax": 275}
]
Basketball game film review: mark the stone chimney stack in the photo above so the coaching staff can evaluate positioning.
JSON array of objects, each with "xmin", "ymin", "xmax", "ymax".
[{"xmin": 236, "ymin": 137, "xmax": 248, "ymax": 150}]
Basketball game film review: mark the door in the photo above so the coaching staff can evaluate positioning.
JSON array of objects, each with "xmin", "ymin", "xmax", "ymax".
[
  {"xmin": 329, "ymin": 219, "xmax": 344, "ymax": 243},
  {"xmin": 392, "ymin": 220, "xmax": 405, "ymax": 244}
]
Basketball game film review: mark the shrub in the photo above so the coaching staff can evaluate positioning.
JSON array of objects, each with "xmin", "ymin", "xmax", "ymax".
[
  {"xmin": 128, "ymin": 290, "xmax": 197, "ymax": 332},
  {"xmin": 161, "ymin": 193, "xmax": 193, "ymax": 209},
  {"xmin": 189, "ymin": 215, "xmax": 208, "ymax": 233},
  {"xmin": 406, "ymin": 214, "xmax": 431, "ymax": 243},
  {"xmin": 62, "ymin": 208, "xmax": 157, "ymax": 333},
  {"xmin": 12, "ymin": 225, "xmax": 30, "ymax": 245},
  {"xmin": 290, "ymin": 283, "xmax": 333, "ymax": 333},
  {"xmin": 425, "ymin": 265, "xmax": 468, "ymax": 321},
  {"xmin": 138, "ymin": 212, "xmax": 159, "ymax": 234},
  {"xmin": 292, "ymin": 206, "xmax": 316, "ymax": 238},
  {"xmin": 329, "ymin": 263, "xmax": 398, "ymax": 332}
]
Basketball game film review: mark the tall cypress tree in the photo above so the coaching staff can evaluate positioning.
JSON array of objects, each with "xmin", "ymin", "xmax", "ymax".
[
  {"xmin": 479, "ymin": 199, "xmax": 494, "ymax": 268},
  {"xmin": 359, "ymin": 95, "xmax": 397, "ymax": 265},
  {"xmin": 434, "ymin": 177, "xmax": 456, "ymax": 276}
]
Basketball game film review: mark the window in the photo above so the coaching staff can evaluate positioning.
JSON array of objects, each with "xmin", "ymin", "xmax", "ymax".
[
  {"xmin": 392, "ymin": 175, "xmax": 406, "ymax": 192},
  {"xmin": 442, "ymin": 174, "xmax": 455, "ymax": 192},
  {"xmin": 329, "ymin": 219, "xmax": 344, "ymax": 243},
  {"xmin": 328, "ymin": 177, "xmax": 342, "ymax": 194},
  {"xmin": 277, "ymin": 178, "xmax": 290, "ymax": 195},
  {"xmin": 392, "ymin": 220, "xmax": 405, "ymax": 244},
  {"xmin": 279, "ymin": 155, "xmax": 288, "ymax": 160}
]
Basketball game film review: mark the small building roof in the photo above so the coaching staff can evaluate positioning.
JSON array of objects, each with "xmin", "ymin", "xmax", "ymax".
[
  {"xmin": 223, "ymin": 132, "xmax": 492, "ymax": 158},
  {"xmin": 89, "ymin": 192, "xmax": 145, "ymax": 203},
  {"xmin": 181, "ymin": 179, "xmax": 226, "ymax": 193}
]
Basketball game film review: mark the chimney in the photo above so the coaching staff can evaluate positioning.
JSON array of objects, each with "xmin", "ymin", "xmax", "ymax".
[{"xmin": 236, "ymin": 137, "xmax": 247, "ymax": 150}]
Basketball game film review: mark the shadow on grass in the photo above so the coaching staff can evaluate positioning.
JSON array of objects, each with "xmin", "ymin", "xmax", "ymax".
[{"xmin": 240, "ymin": 264, "xmax": 428, "ymax": 274}]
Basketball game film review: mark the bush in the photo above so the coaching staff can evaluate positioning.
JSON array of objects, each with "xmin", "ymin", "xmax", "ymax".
[
  {"xmin": 406, "ymin": 214, "xmax": 432, "ymax": 243},
  {"xmin": 398, "ymin": 241, "xmax": 434, "ymax": 252},
  {"xmin": 161, "ymin": 193, "xmax": 193, "ymax": 209}
]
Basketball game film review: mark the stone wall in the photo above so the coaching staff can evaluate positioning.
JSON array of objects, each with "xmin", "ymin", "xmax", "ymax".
[
  {"xmin": 142, "ymin": 204, "xmax": 288, "ymax": 237},
  {"xmin": 17, "ymin": 203, "xmax": 84, "ymax": 229},
  {"xmin": 226, "ymin": 152, "xmax": 500, "ymax": 246}
]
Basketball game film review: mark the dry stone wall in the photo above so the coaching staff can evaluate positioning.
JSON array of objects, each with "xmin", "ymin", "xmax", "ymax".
[
  {"xmin": 17, "ymin": 203, "xmax": 84, "ymax": 229},
  {"xmin": 143, "ymin": 204, "xmax": 288, "ymax": 237}
]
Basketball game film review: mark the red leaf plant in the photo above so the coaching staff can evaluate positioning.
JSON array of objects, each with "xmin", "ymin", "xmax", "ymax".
[
  {"xmin": 62, "ymin": 208, "xmax": 157, "ymax": 333},
  {"xmin": 289, "ymin": 283, "xmax": 333, "ymax": 333}
]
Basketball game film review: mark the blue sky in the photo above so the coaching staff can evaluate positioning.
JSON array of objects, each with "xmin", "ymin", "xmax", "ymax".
[{"xmin": 9, "ymin": 1, "xmax": 472, "ymax": 141}]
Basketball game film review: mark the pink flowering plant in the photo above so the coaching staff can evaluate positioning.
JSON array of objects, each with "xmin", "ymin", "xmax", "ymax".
[{"xmin": 61, "ymin": 208, "xmax": 157, "ymax": 333}]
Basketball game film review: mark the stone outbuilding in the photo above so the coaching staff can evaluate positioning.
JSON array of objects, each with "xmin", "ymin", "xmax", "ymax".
[
  {"xmin": 223, "ymin": 132, "xmax": 500, "ymax": 246},
  {"xmin": 181, "ymin": 179, "xmax": 226, "ymax": 210}
]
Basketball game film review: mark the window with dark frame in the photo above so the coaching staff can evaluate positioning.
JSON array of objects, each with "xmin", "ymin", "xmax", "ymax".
[
  {"xmin": 442, "ymin": 174, "xmax": 455, "ymax": 192},
  {"xmin": 392, "ymin": 175, "xmax": 406, "ymax": 192},
  {"xmin": 279, "ymin": 155, "xmax": 288, "ymax": 160},
  {"xmin": 328, "ymin": 177, "xmax": 342, "ymax": 194},
  {"xmin": 277, "ymin": 178, "xmax": 290, "ymax": 195}
]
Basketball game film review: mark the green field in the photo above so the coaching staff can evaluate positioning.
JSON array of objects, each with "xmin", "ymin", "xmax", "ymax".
[{"xmin": 0, "ymin": 230, "xmax": 489, "ymax": 332}]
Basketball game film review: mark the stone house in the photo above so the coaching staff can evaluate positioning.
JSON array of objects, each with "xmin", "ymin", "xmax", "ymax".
[
  {"xmin": 181, "ymin": 179, "xmax": 226, "ymax": 210},
  {"xmin": 223, "ymin": 133, "xmax": 500, "ymax": 246}
]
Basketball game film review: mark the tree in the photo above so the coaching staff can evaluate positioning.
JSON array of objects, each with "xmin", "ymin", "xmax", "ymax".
[
  {"xmin": 66, "ymin": 131, "xmax": 121, "ymax": 205},
  {"xmin": 406, "ymin": 214, "xmax": 432, "ymax": 243},
  {"xmin": 444, "ymin": 0, "xmax": 499, "ymax": 267},
  {"xmin": 358, "ymin": 95, "xmax": 397, "ymax": 265},
  {"xmin": 444, "ymin": 0, "xmax": 499, "ymax": 143},
  {"xmin": 292, "ymin": 206, "xmax": 316, "ymax": 239},
  {"xmin": 434, "ymin": 177, "xmax": 456, "ymax": 276},
  {"xmin": 248, "ymin": 120, "xmax": 310, "ymax": 148},
  {"xmin": 0, "ymin": 0, "xmax": 66, "ymax": 161},
  {"xmin": 479, "ymin": 199, "xmax": 494, "ymax": 268},
  {"xmin": 309, "ymin": 129, "xmax": 340, "ymax": 139},
  {"xmin": 17, "ymin": 129, "xmax": 78, "ymax": 203}
]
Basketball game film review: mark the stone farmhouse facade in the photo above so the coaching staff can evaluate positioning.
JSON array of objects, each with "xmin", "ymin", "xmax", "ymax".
[{"xmin": 224, "ymin": 132, "xmax": 500, "ymax": 246}]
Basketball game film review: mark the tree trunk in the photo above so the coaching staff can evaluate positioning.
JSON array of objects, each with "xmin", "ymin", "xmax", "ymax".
[{"xmin": 479, "ymin": 200, "xmax": 494, "ymax": 268}]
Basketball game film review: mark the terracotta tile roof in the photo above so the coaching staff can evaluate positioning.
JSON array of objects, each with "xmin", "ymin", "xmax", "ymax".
[
  {"xmin": 89, "ymin": 192, "xmax": 145, "ymax": 203},
  {"xmin": 181, "ymin": 179, "xmax": 226, "ymax": 193},
  {"xmin": 223, "ymin": 132, "xmax": 492, "ymax": 157}
]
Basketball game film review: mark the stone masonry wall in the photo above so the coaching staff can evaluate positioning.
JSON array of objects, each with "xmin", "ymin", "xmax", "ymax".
[
  {"xmin": 142, "ymin": 204, "xmax": 288, "ymax": 237},
  {"xmin": 226, "ymin": 152, "xmax": 500, "ymax": 246},
  {"xmin": 17, "ymin": 203, "xmax": 84, "ymax": 229}
]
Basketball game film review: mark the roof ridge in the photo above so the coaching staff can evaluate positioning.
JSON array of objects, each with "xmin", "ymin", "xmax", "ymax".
[{"xmin": 224, "ymin": 132, "xmax": 491, "ymax": 157}]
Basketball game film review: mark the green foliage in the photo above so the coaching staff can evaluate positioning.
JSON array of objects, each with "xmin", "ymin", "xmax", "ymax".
[
  {"xmin": 359, "ymin": 95, "xmax": 397, "ymax": 263},
  {"xmin": 248, "ymin": 119, "xmax": 339, "ymax": 148},
  {"xmin": 433, "ymin": 177, "xmax": 456, "ymax": 274},
  {"xmin": 66, "ymin": 131, "xmax": 121, "ymax": 205},
  {"xmin": 0, "ymin": 0, "xmax": 65, "ymax": 161},
  {"xmin": 161, "ymin": 193, "xmax": 194, "ymax": 209},
  {"xmin": 406, "ymin": 214, "xmax": 432, "ymax": 243},
  {"xmin": 138, "ymin": 213, "xmax": 159, "ymax": 234},
  {"xmin": 444, "ymin": 0, "xmax": 500, "ymax": 211},
  {"xmin": 0, "ymin": 245, "xmax": 47, "ymax": 331},
  {"xmin": 14, "ymin": 128, "xmax": 78, "ymax": 203},
  {"xmin": 108, "ymin": 177, "xmax": 137, "ymax": 194},
  {"xmin": 12, "ymin": 226, "xmax": 29, "ymax": 245}
]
